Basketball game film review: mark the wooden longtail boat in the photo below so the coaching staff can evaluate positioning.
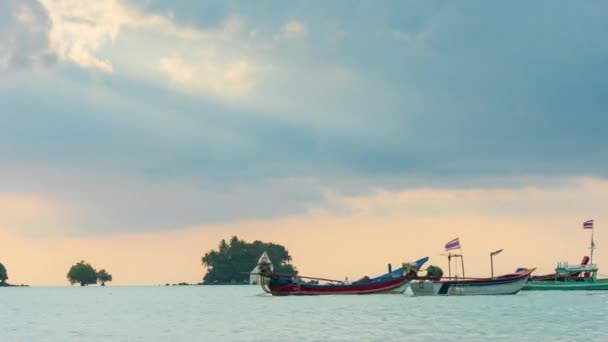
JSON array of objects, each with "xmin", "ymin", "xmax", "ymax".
[
  {"xmin": 258, "ymin": 257, "xmax": 428, "ymax": 296},
  {"xmin": 411, "ymin": 238, "xmax": 534, "ymax": 296},
  {"xmin": 522, "ymin": 260, "xmax": 608, "ymax": 291},
  {"xmin": 410, "ymin": 268, "xmax": 535, "ymax": 296},
  {"xmin": 523, "ymin": 223, "xmax": 608, "ymax": 290}
]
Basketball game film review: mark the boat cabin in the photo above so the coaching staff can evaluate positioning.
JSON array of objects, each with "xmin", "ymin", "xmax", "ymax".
[{"xmin": 554, "ymin": 262, "xmax": 598, "ymax": 282}]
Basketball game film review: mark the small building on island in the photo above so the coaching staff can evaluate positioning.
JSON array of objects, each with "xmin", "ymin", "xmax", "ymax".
[{"xmin": 250, "ymin": 251, "xmax": 273, "ymax": 285}]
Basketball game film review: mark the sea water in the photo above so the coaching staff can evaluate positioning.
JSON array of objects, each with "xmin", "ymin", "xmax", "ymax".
[{"xmin": 1, "ymin": 286, "xmax": 607, "ymax": 341}]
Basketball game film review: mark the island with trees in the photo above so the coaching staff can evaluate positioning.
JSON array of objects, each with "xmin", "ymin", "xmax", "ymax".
[
  {"xmin": 97, "ymin": 269, "xmax": 113, "ymax": 286},
  {"xmin": 202, "ymin": 236, "xmax": 297, "ymax": 284},
  {"xmin": 0, "ymin": 262, "xmax": 8, "ymax": 286},
  {"xmin": 67, "ymin": 261, "xmax": 113, "ymax": 286},
  {"xmin": 0, "ymin": 262, "xmax": 28, "ymax": 287}
]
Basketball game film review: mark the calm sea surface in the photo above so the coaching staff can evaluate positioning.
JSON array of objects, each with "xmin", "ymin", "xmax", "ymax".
[{"xmin": 1, "ymin": 286, "xmax": 607, "ymax": 341}]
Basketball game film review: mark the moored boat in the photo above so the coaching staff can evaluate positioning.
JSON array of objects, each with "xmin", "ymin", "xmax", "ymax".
[
  {"xmin": 523, "ymin": 219, "xmax": 608, "ymax": 291},
  {"xmin": 410, "ymin": 237, "xmax": 535, "ymax": 296},
  {"xmin": 259, "ymin": 257, "xmax": 428, "ymax": 296},
  {"xmin": 522, "ymin": 261, "xmax": 608, "ymax": 291},
  {"xmin": 411, "ymin": 268, "xmax": 535, "ymax": 296}
]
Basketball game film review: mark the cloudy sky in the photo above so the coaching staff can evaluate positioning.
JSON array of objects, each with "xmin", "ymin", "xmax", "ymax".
[{"xmin": 1, "ymin": 0, "xmax": 608, "ymax": 285}]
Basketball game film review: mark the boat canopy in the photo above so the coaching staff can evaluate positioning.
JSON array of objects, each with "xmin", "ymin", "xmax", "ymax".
[{"xmin": 555, "ymin": 262, "xmax": 598, "ymax": 274}]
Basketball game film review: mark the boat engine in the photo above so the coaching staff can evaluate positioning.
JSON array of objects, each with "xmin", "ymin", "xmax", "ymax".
[{"xmin": 425, "ymin": 265, "xmax": 443, "ymax": 280}]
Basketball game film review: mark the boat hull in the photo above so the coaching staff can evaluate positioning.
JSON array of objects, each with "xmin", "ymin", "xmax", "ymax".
[
  {"xmin": 383, "ymin": 280, "xmax": 410, "ymax": 294},
  {"xmin": 523, "ymin": 279, "xmax": 608, "ymax": 291},
  {"xmin": 410, "ymin": 280, "xmax": 442, "ymax": 296},
  {"xmin": 264, "ymin": 257, "xmax": 428, "ymax": 296},
  {"xmin": 268, "ymin": 276, "xmax": 413, "ymax": 296},
  {"xmin": 411, "ymin": 269, "xmax": 533, "ymax": 296}
]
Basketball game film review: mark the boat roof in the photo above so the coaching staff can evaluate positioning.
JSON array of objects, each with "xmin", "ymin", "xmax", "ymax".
[{"xmin": 555, "ymin": 263, "xmax": 598, "ymax": 274}]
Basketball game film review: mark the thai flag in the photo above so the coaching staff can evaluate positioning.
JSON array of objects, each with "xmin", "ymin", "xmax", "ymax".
[
  {"xmin": 583, "ymin": 220, "xmax": 594, "ymax": 229},
  {"xmin": 445, "ymin": 238, "xmax": 461, "ymax": 251}
]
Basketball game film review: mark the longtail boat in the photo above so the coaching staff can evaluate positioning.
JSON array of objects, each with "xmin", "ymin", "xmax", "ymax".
[
  {"xmin": 523, "ymin": 220, "xmax": 608, "ymax": 290},
  {"xmin": 523, "ymin": 258, "xmax": 608, "ymax": 291},
  {"xmin": 411, "ymin": 238, "xmax": 535, "ymax": 296},
  {"xmin": 258, "ymin": 257, "xmax": 428, "ymax": 296},
  {"xmin": 410, "ymin": 268, "xmax": 535, "ymax": 296}
]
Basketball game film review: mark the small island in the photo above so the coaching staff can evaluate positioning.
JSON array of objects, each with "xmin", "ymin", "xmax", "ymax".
[
  {"xmin": 202, "ymin": 236, "xmax": 297, "ymax": 284},
  {"xmin": 67, "ymin": 260, "xmax": 113, "ymax": 286},
  {"xmin": 0, "ymin": 262, "xmax": 8, "ymax": 286},
  {"xmin": 0, "ymin": 262, "xmax": 28, "ymax": 287}
]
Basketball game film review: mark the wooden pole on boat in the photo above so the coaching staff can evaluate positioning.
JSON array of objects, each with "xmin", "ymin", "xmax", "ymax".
[
  {"xmin": 460, "ymin": 254, "xmax": 465, "ymax": 279},
  {"xmin": 459, "ymin": 244, "xmax": 465, "ymax": 279},
  {"xmin": 591, "ymin": 226, "xmax": 595, "ymax": 265},
  {"xmin": 490, "ymin": 249, "xmax": 503, "ymax": 279},
  {"xmin": 447, "ymin": 253, "xmax": 452, "ymax": 279},
  {"xmin": 449, "ymin": 254, "xmax": 463, "ymax": 279}
]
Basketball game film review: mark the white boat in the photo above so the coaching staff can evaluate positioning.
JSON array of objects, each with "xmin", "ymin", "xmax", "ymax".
[{"xmin": 410, "ymin": 268, "xmax": 534, "ymax": 296}]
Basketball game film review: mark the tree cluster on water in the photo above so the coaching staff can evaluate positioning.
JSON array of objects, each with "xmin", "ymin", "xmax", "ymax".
[
  {"xmin": 0, "ymin": 262, "xmax": 8, "ymax": 286},
  {"xmin": 67, "ymin": 261, "xmax": 113, "ymax": 286},
  {"xmin": 202, "ymin": 236, "xmax": 297, "ymax": 284},
  {"xmin": 0, "ymin": 262, "xmax": 28, "ymax": 287}
]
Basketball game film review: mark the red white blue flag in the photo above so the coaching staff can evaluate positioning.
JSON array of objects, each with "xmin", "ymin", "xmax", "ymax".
[
  {"xmin": 583, "ymin": 219, "xmax": 594, "ymax": 229},
  {"xmin": 445, "ymin": 238, "xmax": 461, "ymax": 251}
]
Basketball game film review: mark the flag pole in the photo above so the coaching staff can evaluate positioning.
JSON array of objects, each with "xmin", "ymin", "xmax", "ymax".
[
  {"xmin": 448, "ymin": 253, "xmax": 452, "ymax": 279},
  {"xmin": 460, "ymin": 244, "xmax": 465, "ymax": 279},
  {"xmin": 591, "ymin": 225, "xmax": 595, "ymax": 265}
]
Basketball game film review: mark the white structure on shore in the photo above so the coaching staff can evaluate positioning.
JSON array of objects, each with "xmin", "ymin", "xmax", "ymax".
[{"xmin": 249, "ymin": 251, "xmax": 273, "ymax": 285}]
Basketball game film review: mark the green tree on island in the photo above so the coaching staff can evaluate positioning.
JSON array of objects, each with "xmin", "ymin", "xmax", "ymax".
[
  {"xmin": 0, "ymin": 262, "xmax": 8, "ymax": 285},
  {"xmin": 202, "ymin": 236, "xmax": 297, "ymax": 284},
  {"xmin": 97, "ymin": 269, "xmax": 113, "ymax": 286},
  {"xmin": 67, "ymin": 261, "xmax": 98, "ymax": 286}
]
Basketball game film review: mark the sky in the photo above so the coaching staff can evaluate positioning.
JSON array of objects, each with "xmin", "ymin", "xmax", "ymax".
[{"xmin": 1, "ymin": 0, "xmax": 608, "ymax": 286}]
